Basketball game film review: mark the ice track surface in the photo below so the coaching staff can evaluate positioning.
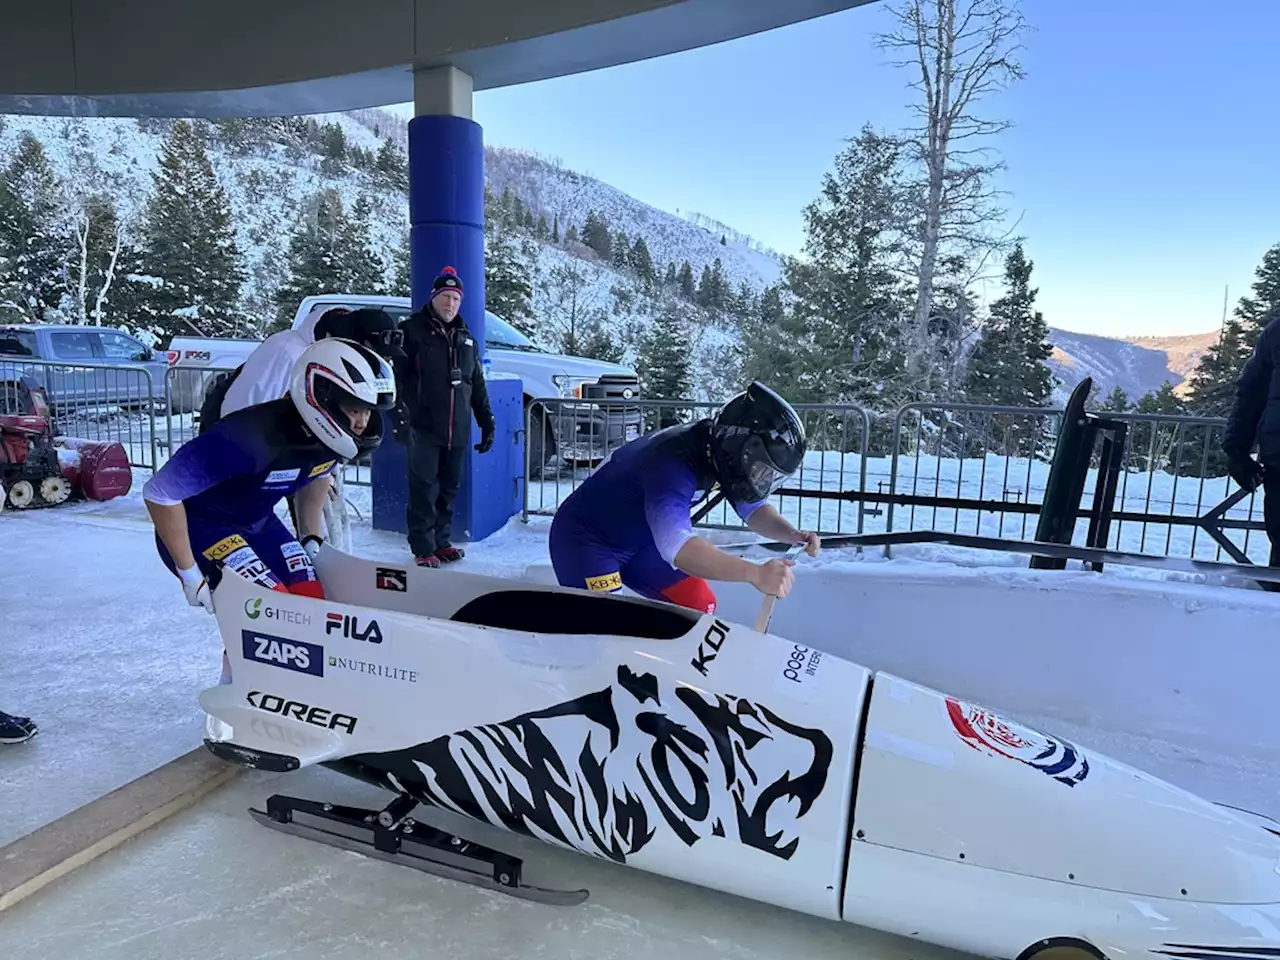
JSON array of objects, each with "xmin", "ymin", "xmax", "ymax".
[{"xmin": 3, "ymin": 480, "xmax": 1280, "ymax": 959}]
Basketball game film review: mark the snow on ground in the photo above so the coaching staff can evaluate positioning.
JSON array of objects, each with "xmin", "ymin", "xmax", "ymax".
[{"xmin": 4, "ymin": 462, "xmax": 1280, "ymax": 959}]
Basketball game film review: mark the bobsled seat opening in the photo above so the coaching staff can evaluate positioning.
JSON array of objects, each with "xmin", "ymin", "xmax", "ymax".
[{"xmin": 449, "ymin": 589, "xmax": 701, "ymax": 639}]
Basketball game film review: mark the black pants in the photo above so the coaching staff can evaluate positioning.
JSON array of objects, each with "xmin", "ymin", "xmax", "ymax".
[
  {"xmin": 1260, "ymin": 464, "xmax": 1280, "ymax": 589},
  {"xmin": 407, "ymin": 430, "xmax": 467, "ymax": 556}
]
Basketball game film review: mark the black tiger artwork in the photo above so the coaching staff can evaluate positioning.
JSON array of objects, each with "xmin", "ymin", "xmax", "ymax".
[{"xmin": 349, "ymin": 665, "xmax": 835, "ymax": 864}]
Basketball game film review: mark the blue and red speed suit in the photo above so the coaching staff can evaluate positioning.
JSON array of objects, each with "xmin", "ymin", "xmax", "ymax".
[
  {"xmin": 141, "ymin": 398, "xmax": 342, "ymax": 600},
  {"xmin": 549, "ymin": 420, "xmax": 762, "ymax": 613}
]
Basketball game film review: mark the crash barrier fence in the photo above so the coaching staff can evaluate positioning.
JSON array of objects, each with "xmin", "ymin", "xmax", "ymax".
[
  {"xmin": 15, "ymin": 363, "xmax": 1263, "ymax": 565},
  {"xmin": 520, "ymin": 396, "xmax": 1267, "ymax": 565},
  {"xmin": 0, "ymin": 358, "xmax": 160, "ymax": 472}
]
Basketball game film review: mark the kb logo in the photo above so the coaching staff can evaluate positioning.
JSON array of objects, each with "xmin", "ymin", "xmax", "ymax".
[{"xmin": 325, "ymin": 612, "xmax": 383, "ymax": 644}]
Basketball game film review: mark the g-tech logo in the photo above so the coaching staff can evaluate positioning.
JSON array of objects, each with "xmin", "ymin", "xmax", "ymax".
[
  {"xmin": 242, "ymin": 629, "xmax": 324, "ymax": 677},
  {"xmin": 325, "ymin": 613, "xmax": 383, "ymax": 644},
  {"xmin": 243, "ymin": 598, "xmax": 312, "ymax": 626}
]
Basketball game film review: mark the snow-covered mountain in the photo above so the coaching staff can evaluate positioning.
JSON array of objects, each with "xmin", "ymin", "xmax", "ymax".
[
  {"xmin": 0, "ymin": 105, "xmax": 1214, "ymax": 408},
  {"xmin": 1045, "ymin": 327, "xmax": 1218, "ymax": 404}
]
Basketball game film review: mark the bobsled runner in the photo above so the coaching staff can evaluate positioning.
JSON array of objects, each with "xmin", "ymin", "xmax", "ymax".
[{"xmin": 200, "ymin": 545, "xmax": 1280, "ymax": 960}]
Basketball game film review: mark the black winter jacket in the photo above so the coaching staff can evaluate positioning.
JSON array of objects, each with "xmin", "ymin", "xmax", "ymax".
[
  {"xmin": 1224, "ymin": 314, "xmax": 1280, "ymax": 464},
  {"xmin": 395, "ymin": 305, "xmax": 494, "ymax": 448}
]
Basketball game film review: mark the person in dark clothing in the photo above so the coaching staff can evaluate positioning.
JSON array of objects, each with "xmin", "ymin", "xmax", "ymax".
[
  {"xmin": 393, "ymin": 266, "xmax": 496, "ymax": 568},
  {"xmin": 1223, "ymin": 310, "xmax": 1280, "ymax": 585}
]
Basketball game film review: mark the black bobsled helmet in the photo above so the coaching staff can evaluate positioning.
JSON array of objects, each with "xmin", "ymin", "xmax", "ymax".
[
  {"xmin": 708, "ymin": 381, "xmax": 806, "ymax": 504},
  {"xmin": 345, "ymin": 308, "xmax": 406, "ymax": 362}
]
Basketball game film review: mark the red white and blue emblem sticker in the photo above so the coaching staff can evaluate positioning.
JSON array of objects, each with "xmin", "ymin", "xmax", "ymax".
[{"xmin": 945, "ymin": 697, "xmax": 1090, "ymax": 787}]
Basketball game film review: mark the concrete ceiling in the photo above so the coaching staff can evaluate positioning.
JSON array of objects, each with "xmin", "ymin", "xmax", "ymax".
[{"xmin": 0, "ymin": 0, "xmax": 876, "ymax": 117}]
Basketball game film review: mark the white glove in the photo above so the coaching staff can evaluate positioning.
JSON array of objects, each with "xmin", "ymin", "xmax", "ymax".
[
  {"xmin": 301, "ymin": 535, "xmax": 323, "ymax": 560},
  {"xmin": 177, "ymin": 564, "xmax": 214, "ymax": 614}
]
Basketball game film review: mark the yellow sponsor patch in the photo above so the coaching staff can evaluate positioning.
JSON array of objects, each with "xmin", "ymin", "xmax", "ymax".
[
  {"xmin": 585, "ymin": 572, "xmax": 622, "ymax": 593},
  {"xmin": 203, "ymin": 534, "xmax": 247, "ymax": 561},
  {"xmin": 309, "ymin": 459, "xmax": 337, "ymax": 478}
]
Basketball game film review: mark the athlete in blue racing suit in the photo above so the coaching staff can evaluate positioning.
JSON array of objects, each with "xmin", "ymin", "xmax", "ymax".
[
  {"xmin": 549, "ymin": 381, "xmax": 820, "ymax": 614},
  {"xmin": 143, "ymin": 338, "xmax": 396, "ymax": 617}
]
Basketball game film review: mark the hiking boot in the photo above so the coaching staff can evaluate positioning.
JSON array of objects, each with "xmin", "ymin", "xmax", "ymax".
[
  {"xmin": 414, "ymin": 554, "xmax": 440, "ymax": 569},
  {"xmin": 436, "ymin": 546, "xmax": 465, "ymax": 563}
]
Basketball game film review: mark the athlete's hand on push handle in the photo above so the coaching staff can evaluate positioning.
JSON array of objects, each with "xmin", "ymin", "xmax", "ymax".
[
  {"xmin": 749, "ymin": 557, "xmax": 795, "ymax": 599},
  {"xmin": 177, "ymin": 564, "xmax": 214, "ymax": 614}
]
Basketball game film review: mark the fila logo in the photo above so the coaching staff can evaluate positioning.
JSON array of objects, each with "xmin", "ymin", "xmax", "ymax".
[
  {"xmin": 241, "ymin": 630, "xmax": 324, "ymax": 677},
  {"xmin": 325, "ymin": 613, "xmax": 383, "ymax": 644}
]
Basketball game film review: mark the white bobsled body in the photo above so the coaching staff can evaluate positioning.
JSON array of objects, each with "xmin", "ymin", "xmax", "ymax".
[{"xmin": 203, "ymin": 547, "xmax": 1280, "ymax": 959}]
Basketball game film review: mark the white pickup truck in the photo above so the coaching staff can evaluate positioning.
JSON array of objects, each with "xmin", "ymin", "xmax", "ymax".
[{"xmin": 167, "ymin": 294, "xmax": 643, "ymax": 476}]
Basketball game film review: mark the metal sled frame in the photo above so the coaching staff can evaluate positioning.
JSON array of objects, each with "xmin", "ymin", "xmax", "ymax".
[{"xmin": 249, "ymin": 791, "xmax": 590, "ymax": 907}]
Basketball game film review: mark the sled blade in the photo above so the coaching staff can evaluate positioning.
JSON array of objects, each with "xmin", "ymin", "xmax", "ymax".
[{"xmin": 247, "ymin": 805, "xmax": 589, "ymax": 906}]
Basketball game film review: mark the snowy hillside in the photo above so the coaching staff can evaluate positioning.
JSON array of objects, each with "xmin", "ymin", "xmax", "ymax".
[
  {"xmin": 1045, "ymin": 326, "xmax": 1217, "ymax": 404},
  {"xmin": 483, "ymin": 147, "xmax": 782, "ymax": 293}
]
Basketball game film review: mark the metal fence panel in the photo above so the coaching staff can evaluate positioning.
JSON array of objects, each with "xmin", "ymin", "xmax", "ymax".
[
  {"xmin": 880, "ymin": 403, "xmax": 1264, "ymax": 563},
  {"xmin": 0, "ymin": 357, "xmax": 159, "ymax": 469},
  {"xmin": 521, "ymin": 396, "xmax": 873, "ymax": 537}
]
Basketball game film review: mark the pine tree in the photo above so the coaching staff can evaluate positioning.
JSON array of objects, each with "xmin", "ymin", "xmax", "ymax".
[
  {"xmin": 1186, "ymin": 244, "xmax": 1280, "ymax": 416},
  {"xmin": 392, "ymin": 232, "xmax": 410, "ymax": 297},
  {"xmin": 375, "ymin": 139, "xmax": 409, "ymax": 192},
  {"xmin": 630, "ymin": 236, "xmax": 654, "ymax": 285},
  {"xmin": 612, "ymin": 229, "xmax": 630, "ymax": 270},
  {"xmin": 484, "ymin": 219, "xmax": 536, "ymax": 337},
  {"xmin": 0, "ymin": 134, "xmax": 72, "ymax": 322},
  {"xmin": 136, "ymin": 120, "xmax": 244, "ymax": 337},
  {"xmin": 271, "ymin": 189, "xmax": 348, "ymax": 329},
  {"xmin": 1101, "ymin": 385, "xmax": 1130, "ymax": 412},
  {"xmin": 582, "ymin": 211, "xmax": 612, "ymax": 260},
  {"xmin": 551, "ymin": 214, "xmax": 561, "ymax": 244},
  {"xmin": 678, "ymin": 260, "xmax": 695, "ymax": 299},
  {"xmin": 963, "ymin": 242, "xmax": 1054, "ymax": 408},
  {"xmin": 337, "ymin": 193, "xmax": 386, "ymax": 293},
  {"xmin": 742, "ymin": 126, "xmax": 913, "ymax": 408},
  {"xmin": 637, "ymin": 301, "xmax": 694, "ymax": 425},
  {"xmin": 664, "ymin": 262, "xmax": 677, "ymax": 287}
]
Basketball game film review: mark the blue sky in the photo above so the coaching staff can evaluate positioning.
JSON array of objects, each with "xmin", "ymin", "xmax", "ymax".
[{"xmin": 391, "ymin": 0, "xmax": 1280, "ymax": 339}]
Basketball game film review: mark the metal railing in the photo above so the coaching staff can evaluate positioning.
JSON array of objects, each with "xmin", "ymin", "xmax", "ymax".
[
  {"xmin": 0, "ymin": 357, "xmax": 160, "ymax": 469},
  {"xmin": 879, "ymin": 402, "xmax": 1264, "ymax": 563},
  {"xmin": 15, "ymin": 368, "xmax": 1266, "ymax": 565},
  {"xmin": 520, "ymin": 396, "xmax": 874, "ymax": 537}
]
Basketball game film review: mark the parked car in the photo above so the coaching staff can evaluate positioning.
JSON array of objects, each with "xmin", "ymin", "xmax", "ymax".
[
  {"xmin": 288, "ymin": 295, "xmax": 643, "ymax": 477},
  {"xmin": 0, "ymin": 324, "xmax": 170, "ymax": 414}
]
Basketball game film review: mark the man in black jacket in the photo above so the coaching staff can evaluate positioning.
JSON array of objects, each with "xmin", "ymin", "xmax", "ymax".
[
  {"xmin": 394, "ymin": 266, "xmax": 496, "ymax": 567},
  {"xmin": 1223, "ymin": 309, "xmax": 1280, "ymax": 579}
]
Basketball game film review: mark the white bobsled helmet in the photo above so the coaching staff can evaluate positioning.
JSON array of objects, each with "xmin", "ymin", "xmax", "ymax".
[{"xmin": 288, "ymin": 337, "xmax": 397, "ymax": 461}]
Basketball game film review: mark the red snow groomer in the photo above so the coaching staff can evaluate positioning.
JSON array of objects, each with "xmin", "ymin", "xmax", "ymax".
[{"xmin": 0, "ymin": 374, "xmax": 132, "ymax": 512}]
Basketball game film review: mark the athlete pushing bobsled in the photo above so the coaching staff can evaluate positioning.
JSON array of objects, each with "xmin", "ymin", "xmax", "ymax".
[
  {"xmin": 198, "ymin": 303, "xmax": 406, "ymax": 552},
  {"xmin": 143, "ymin": 338, "xmax": 396, "ymax": 623},
  {"xmin": 549, "ymin": 380, "xmax": 820, "ymax": 614}
]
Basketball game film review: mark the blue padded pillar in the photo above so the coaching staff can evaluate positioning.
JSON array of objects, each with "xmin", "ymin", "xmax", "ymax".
[{"xmin": 371, "ymin": 72, "xmax": 511, "ymax": 544}]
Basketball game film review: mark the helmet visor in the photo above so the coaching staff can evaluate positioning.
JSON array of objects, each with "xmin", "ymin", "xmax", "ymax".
[{"xmin": 738, "ymin": 433, "xmax": 793, "ymax": 501}]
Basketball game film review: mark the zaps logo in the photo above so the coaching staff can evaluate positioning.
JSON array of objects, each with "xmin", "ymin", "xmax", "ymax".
[
  {"xmin": 325, "ymin": 612, "xmax": 383, "ymax": 644},
  {"xmin": 242, "ymin": 629, "xmax": 324, "ymax": 677},
  {"xmin": 945, "ymin": 696, "xmax": 1090, "ymax": 787}
]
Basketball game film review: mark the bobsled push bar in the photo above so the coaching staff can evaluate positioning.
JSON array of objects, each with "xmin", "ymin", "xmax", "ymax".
[
  {"xmin": 754, "ymin": 542, "xmax": 806, "ymax": 633},
  {"xmin": 249, "ymin": 791, "xmax": 590, "ymax": 906}
]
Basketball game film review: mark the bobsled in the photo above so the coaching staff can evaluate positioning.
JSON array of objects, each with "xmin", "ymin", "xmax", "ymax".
[{"xmin": 200, "ymin": 545, "xmax": 1280, "ymax": 960}]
